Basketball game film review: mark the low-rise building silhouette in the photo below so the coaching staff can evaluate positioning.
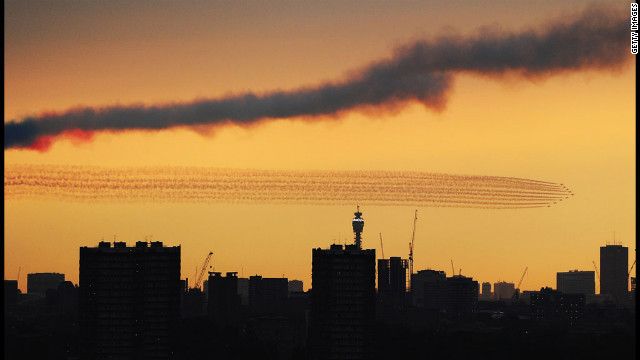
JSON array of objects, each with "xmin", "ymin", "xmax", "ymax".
[
  {"xmin": 493, "ymin": 281, "xmax": 515, "ymax": 301},
  {"xmin": 288, "ymin": 280, "xmax": 303, "ymax": 294},
  {"xmin": 480, "ymin": 281, "xmax": 492, "ymax": 300},
  {"xmin": 530, "ymin": 287, "xmax": 585, "ymax": 325},
  {"xmin": 4, "ymin": 280, "xmax": 19, "ymax": 312},
  {"xmin": 557, "ymin": 270, "xmax": 595, "ymax": 296},
  {"xmin": 445, "ymin": 275, "xmax": 479, "ymax": 315},
  {"xmin": 238, "ymin": 277, "xmax": 250, "ymax": 306},
  {"xmin": 249, "ymin": 276, "xmax": 289, "ymax": 314},
  {"xmin": 27, "ymin": 272, "xmax": 65, "ymax": 296},
  {"xmin": 411, "ymin": 269, "xmax": 446, "ymax": 308}
]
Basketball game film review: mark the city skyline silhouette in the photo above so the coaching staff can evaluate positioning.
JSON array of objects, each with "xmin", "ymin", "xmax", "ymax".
[
  {"xmin": 4, "ymin": 1, "xmax": 636, "ymax": 358},
  {"xmin": 4, "ymin": 208, "xmax": 635, "ymax": 359}
]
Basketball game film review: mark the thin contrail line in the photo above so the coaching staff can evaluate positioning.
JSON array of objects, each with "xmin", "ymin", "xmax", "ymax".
[{"xmin": 4, "ymin": 165, "xmax": 573, "ymax": 209}]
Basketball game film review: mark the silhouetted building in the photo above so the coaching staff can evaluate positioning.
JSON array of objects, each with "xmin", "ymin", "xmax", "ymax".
[
  {"xmin": 238, "ymin": 277, "xmax": 250, "ymax": 306},
  {"xmin": 208, "ymin": 271, "xmax": 241, "ymax": 329},
  {"xmin": 600, "ymin": 244, "xmax": 628, "ymax": 303},
  {"xmin": 27, "ymin": 272, "xmax": 65, "ymax": 296},
  {"xmin": 56, "ymin": 280, "xmax": 78, "ymax": 316},
  {"xmin": 481, "ymin": 281, "xmax": 492, "ymax": 300},
  {"xmin": 520, "ymin": 290, "xmax": 534, "ymax": 305},
  {"xmin": 445, "ymin": 275, "xmax": 479, "ymax": 315},
  {"xmin": 557, "ymin": 270, "xmax": 595, "ymax": 296},
  {"xmin": 4, "ymin": 280, "xmax": 19, "ymax": 311},
  {"xmin": 79, "ymin": 240, "xmax": 181, "ymax": 360},
  {"xmin": 530, "ymin": 287, "xmax": 585, "ymax": 325},
  {"xmin": 411, "ymin": 269, "xmax": 446, "ymax": 308},
  {"xmin": 378, "ymin": 257, "xmax": 408, "ymax": 307},
  {"xmin": 288, "ymin": 280, "xmax": 304, "ymax": 293},
  {"xmin": 246, "ymin": 316, "xmax": 302, "ymax": 360},
  {"xmin": 309, "ymin": 207, "xmax": 375, "ymax": 360},
  {"xmin": 249, "ymin": 276, "xmax": 289, "ymax": 314},
  {"xmin": 493, "ymin": 281, "xmax": 515, "ymax": 301},
  {"xmin": 182, "ymin": 288, "xmax": 205, "ymax": 318}
]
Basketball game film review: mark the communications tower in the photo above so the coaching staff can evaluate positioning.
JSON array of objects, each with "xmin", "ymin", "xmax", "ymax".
[{"xmin": 352, "ymin": 206, "xmax": 365, "ymax": 249}]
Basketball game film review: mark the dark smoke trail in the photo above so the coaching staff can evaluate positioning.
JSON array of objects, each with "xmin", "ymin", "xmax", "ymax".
[{"xmin": 4, "ymin": 6, "xmax": 631, "ymax": 151}]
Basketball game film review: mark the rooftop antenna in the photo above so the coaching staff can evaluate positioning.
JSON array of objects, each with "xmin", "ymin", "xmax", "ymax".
[
  {"xmin": 352, "ymin": 205, "xmax": 364, "ymax": 250},
  {"xmin": 379, "ymin": 233, "xmax": 385, "ymax": 260}
]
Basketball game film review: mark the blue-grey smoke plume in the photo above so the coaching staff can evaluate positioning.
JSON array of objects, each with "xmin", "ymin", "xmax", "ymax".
[{"xmin": 4, "ymin": 6, "xmax": 631, "ymax": 150}]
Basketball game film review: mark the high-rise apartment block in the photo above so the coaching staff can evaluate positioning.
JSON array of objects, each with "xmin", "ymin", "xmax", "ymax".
[
  {"xmin": 208, "ymin": 271, "xmax": 241, "ymax": 328},
  {"xmin": 79, "ymin": 241, "xmax": 181, "ymax": 359},
  {"xmin": 378, "ymin": 256, "xmax": 409, "ymax": 307},
  {"xmin": 309, "ymin": 208, "xmax": 376, "ymax": 360},
  {"xmin": 556, "ymin": 270, "xmax": 595, "ymax": 296},
  {"xmin": 600, "ymin": 244, "xmax": 628, "ymax": 303}
]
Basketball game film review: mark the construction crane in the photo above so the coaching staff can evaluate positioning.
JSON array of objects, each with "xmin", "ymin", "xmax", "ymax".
[
  {"xmin": 408, "ymin": 210, "xmax": 418, "ymax": 289},
  {"xmin": 194, "ymin": 252, "xmax": 213, "ymax": 290},
  {"xmin": 517, "ymin": 267, "xmax": 528, "ymax": 290},
  {"xmin": 379, "ymin": 233, "xmax": 385, "ymax": 260},
  {"xmin": 511, "ymin": 266, "xmax": 528, "ymax": 301}
]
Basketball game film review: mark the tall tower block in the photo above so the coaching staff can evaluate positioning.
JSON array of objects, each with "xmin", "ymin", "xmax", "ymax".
[
  {"xmin": 352, "ymin": 206, "xmax": 365, "ymax": 249},
  {"xmin": 600, "ymin": 244, "xmax": 628, "ymax": 303}
]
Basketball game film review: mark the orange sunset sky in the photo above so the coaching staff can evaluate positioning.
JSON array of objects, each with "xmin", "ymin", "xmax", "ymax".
[{"xmin": 4, "ymin": 0, "xmax": 636, "ymax": 293}]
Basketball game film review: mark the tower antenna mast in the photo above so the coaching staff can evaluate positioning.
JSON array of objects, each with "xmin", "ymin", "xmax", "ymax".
[{"xmin": 352, "ymin": 206, "xmax": 365, "ymax": 250}]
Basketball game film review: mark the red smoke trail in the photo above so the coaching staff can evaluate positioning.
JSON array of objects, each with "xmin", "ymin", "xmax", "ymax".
[
  {"xmin": 26, "ymin": 136, "xmax": 55, "ymax": 152},
  {"xmin": 25, "ymin": 129, "xmax": 95, "ymax": 152}
]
